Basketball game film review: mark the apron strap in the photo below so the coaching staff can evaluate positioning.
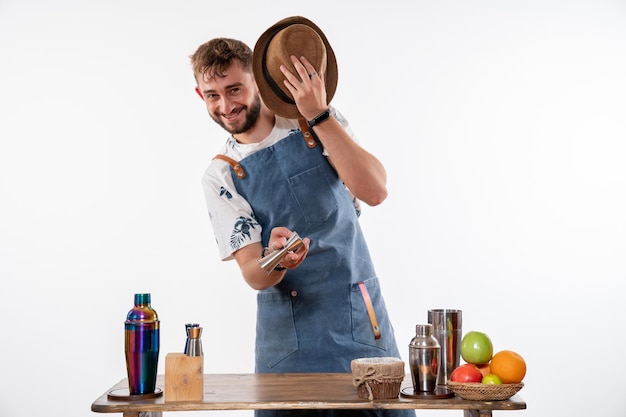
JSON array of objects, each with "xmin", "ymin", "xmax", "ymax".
[
  {"xmin": 213, "ymin": 121, "xmax": 315, "ymax": 180},
  {"xmin": 358, "ymin": 281, "xmax": 381, "ymax": 340},
  {"xmin": 298, "ymin": 118, "xmax": 318, "ymax": 149},
  {"xmin": 213, "ymin": 154, "xmax": 246, "ymax": 179}
]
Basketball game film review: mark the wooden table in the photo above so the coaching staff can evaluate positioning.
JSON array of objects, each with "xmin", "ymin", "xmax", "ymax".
[{"xmin": 91, "ymin": 373, "xmax": 526, "ymax": 417}]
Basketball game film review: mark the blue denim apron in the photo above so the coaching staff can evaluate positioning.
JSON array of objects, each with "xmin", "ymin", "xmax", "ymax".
[{"xmin": 224, "ymin": 125, "xmax": 414, "ymax": 417}]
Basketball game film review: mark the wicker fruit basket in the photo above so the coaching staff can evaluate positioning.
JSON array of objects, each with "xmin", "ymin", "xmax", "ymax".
[
  {"xmin": 447, "ymin": 381, "xmax": 524, "ymax": 401},
  {"xmin": 351, "ymin": 357, "xmax": 405, "ymax": 400}
]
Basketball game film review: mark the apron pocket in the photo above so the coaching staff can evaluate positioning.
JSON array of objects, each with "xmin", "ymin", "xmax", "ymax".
[
  {"xmin": 256, "ymin": 290, "xmax": 299, "ymax": 368},
  {"xmin": 350, "ymin": 278, "xmax": 389, "ymax": 351},
  {"xmin": 289, "ymin": 165, "xmax": 338, "ymax": 223}
]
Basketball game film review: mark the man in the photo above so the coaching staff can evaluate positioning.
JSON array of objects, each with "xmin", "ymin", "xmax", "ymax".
[{"xmin": 191, "ymin": 16, "xmax": 414, "ymax": 417}]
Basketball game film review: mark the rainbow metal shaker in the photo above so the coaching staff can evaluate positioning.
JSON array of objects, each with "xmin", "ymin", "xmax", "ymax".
[{"xmin": 124, "ymin": 293, "xmax": 160, "ymax": 395}]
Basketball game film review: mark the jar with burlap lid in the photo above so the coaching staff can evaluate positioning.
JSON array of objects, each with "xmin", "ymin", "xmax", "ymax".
[{"xmin": 351, "ymin": 357, "xmax": 405, "ymax": 400}]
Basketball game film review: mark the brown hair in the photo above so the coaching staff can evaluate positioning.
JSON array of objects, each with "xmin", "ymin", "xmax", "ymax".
[{"xmin": 190, "ymin": 38, "xmax": 253, "ymax": 83}]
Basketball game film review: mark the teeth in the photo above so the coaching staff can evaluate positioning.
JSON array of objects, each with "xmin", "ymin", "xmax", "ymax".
[{"xmin": 222, "ymin": 107, "xmax": 243, "ymax": 121}]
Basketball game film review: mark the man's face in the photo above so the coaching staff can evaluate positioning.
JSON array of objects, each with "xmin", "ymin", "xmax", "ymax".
[{"xmin": 195, "ymin": 62, "xmax": 261, "ymax": 135}]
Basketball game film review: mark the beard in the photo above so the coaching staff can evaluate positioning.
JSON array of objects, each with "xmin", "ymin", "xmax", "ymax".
[{"xmin": 211, "ymin": 94, "xmax": 261, "ymax": 135}]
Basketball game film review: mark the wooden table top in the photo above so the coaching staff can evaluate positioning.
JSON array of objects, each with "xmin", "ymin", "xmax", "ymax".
[{"xmin": 91, "ymin": 373, "xmax": 527, "ymax": 413}]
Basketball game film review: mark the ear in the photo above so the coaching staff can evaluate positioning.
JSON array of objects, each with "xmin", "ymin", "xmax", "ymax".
[{"xmin": 194, "ymin": 86, "xmax": 205, "ymax": 101}]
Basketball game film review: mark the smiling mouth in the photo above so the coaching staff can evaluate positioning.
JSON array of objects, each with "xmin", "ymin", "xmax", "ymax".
[{"xmin": 222, "ymin": 107, "xmax": 244, "ymax": 120}]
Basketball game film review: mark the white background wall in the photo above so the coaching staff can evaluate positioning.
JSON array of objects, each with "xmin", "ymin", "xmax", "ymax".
[{"xmin": 1, "ymin": 1, "xmax": 625, "ymax": 416}]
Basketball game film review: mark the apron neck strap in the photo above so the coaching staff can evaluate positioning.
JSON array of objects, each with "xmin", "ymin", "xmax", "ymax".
[
  {"xmin": 298, "ymin": 118, "xmax": 318, "ymax": 149},
  {"xmin": 212, "ymin": 154, "xmax": 246, "ymax": 179}
]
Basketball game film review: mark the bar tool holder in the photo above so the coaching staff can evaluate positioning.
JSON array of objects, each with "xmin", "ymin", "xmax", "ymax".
[{"xmin": 164, "ymin": 323, "xmax": 204, "ymax": 402}]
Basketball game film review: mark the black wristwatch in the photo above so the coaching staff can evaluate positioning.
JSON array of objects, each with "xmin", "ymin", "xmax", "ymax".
[{"xmin": 307, "ymin": 109, "xmax": 331, "ymax": 128}]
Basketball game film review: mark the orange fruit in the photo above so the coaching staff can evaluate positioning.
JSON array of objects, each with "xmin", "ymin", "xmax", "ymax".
[
  {"xmin": 476, "ymin": 363, "xmax": 491, "ymax": 377},
  {"xmin": 489, "ymin": 350, "xmax": 526, "ymax": 383}
]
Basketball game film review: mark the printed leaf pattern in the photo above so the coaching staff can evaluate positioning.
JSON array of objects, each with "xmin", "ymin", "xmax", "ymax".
[
  {"xmin": 230, "ymin": 215, "xmax": 259, "ymax": 251},
  {"xmin": 220, "ymin": 186, "xmax": 233, "ymax": 199}
]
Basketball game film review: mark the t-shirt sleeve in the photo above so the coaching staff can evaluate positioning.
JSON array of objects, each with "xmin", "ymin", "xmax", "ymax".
[{"xmin": 201, "ymin": 161, "xmax": 263, "ymax": 261}]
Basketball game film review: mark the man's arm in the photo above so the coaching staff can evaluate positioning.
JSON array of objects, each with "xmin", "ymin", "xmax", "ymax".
[
  {"xmin": 309, "ymin": 116, "xmax": 387, "ymax": 206},
  {"xmin": 281, "ymin": 55, "xmax": 388, "ymax": 206}
]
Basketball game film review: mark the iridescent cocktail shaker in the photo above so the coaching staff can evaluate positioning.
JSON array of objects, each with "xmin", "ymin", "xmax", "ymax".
[{"xmin": 125, "ymin": 293, "xmax": 160, "ymax": 395}]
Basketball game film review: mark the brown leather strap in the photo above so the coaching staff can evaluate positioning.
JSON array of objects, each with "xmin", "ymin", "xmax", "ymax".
[
  {"xmin": 358, "ymin": 281, "xmax": 381, "ymax": 340},
  {"xmin": 212, "ymin": 154, "xmax": 246, "ymax": 179},
  {"xmin": 213, "ymin": 120, "xmax": 315, "ymax": 180},
  {"xmin": 298, "ymin": 118, "xmax": 317, "ymax": 148}
]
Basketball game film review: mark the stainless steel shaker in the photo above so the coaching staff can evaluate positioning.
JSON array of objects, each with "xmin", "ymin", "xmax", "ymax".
[
  {"xmin": 408, "ymin": 324, "xmax": 440, "ymax": 392},
  {"xmin": 428, "ymin": 309, "xmax": 462, "ymax": 385},
  {"xmin": 184, "ymin": 323, "xmax": 203, "ymax": 357}
]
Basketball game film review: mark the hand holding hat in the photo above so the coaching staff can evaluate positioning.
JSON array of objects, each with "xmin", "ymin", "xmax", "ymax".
[{"xmin": 253, "ymin": 16, "xmax": 338, "ymax": 119}]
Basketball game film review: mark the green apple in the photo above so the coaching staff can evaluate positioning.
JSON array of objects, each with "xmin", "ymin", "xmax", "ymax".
[
  {"xmin": 460, "ymin": 331, "xmax": 493, "ymax": 364},
  {"xmin": 481, "ymin": 374, "xmax": 502, "ymax": 384}
]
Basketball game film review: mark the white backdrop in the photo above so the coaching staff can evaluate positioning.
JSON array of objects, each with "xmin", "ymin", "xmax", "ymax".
[{"xmin": 1, "ymin": 1, "xmax": 625, "ymax": 416}]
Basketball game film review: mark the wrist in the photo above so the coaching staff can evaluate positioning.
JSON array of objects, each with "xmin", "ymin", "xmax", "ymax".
[{"xmin": 307, "ymin": 109, "xmax": 331, "ymax": 128}]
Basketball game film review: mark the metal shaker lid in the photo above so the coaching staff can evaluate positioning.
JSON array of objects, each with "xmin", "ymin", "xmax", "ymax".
[
  {"xmin": 125, "ymin": 293, "xmax": 159, "ymax": 323},
  {"xmin": 409, "ymin": 324, "xmax": 440, "ymax": 349}
]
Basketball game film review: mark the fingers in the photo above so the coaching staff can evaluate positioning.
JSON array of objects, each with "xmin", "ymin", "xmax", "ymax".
[
  {"xmin": 269, "ymin": 227, "xmax": 293, "ymax": 251},
  {"xmin": 279, "ymin": 56, "xmax": 326, "ymax": 120},
  {"xmin": 268, "ymin": 233, "xmax": 310, "ymax": 270},
  {"xmin": 283, "ymin": 238, "xmax": 310, "ymax": 269},
  {"xmin": 298, "ymin": 57, "xmax": 320, "ymax": 82},
  {"xmin": 279, "ymin": 56, "xmax": 322, "ymax": 94},
  {"xmin": 280, "ymin": 55, "xmax": 315, "ymax": 84},
  {"xmin": 294, "ymin": 55, "xmax": 319, "ymax": 82}
]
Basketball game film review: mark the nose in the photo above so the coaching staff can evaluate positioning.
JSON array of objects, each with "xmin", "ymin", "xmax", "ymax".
[{"xmin": 218, "ymin": 96, "xmax": 237, "ymax": 115}]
